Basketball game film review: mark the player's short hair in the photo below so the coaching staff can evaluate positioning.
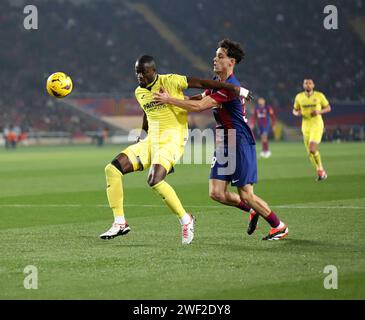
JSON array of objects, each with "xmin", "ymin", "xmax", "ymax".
[
  {"xmin": 303, "ymin": 78, "xmax": 314, "ymax": 82},
  {"xmin": 218, "ymin": 39, "xmax": 245, "ymax": 64},
  {"xmin": 136, "ymin": 55, "xmax": 156, "ymax": 69}
]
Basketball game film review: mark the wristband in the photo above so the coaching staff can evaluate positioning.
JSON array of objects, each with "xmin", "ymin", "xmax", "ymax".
[{"xmin": 240, "ymin": 87, "xmax": 250, "ymax": 98}]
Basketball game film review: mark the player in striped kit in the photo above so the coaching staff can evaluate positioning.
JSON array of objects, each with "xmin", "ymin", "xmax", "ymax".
[
  {"xmin": 251, "ymin": 97, "xmax": 276, "ymax": 158},
  {"xmin": 154, "ymin": 39, "xmax": 289, "ymax": 241}
]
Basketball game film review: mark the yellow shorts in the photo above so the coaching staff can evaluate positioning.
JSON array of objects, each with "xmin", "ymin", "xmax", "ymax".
[
  {"xmin": 122, "ymin": 137, "xmax": 185, "ymax": 172},
  {"xmin": 302, "ymin": 126, "xmax": 323, "ymax": 144}
]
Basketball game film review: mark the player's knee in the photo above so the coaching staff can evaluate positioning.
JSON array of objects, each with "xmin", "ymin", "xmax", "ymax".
[
  {"xmin": 209, "ymin": 190, "xmax": 225, "ymax": 203},
  {"xmin": 240, "ymin": 191, "xmax": 254, "ymax": 203},
  {"xmin": 308, "ymin": 143, "xmax": 317, "ymax": 154},
  {"xmin": 147, "ymin": 175, "xmax": 163, "ymax": 187}
]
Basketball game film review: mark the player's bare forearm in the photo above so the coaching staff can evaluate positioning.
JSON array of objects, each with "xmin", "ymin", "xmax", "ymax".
[
  {"xmin": 311, "ymin": 105, "xmax": 331, "ymax": 117},
  {"xmin": 186, "ymin": 94, "xmax": 203, "ymax": 101},
  {"xmin": 321, "ymin": 105, "xmax": 331, "ymax": 114},
  {"xmin": 162, "ymin": 96, "xmax": 204, "ymax": 112},
  {"xmin": 187, "ymin": 77, "xmax": 239, "ymax": 95},
  {"xmin": 271, "ymin": 115, "xmax": 276, "ymax": 127},
  {"xmin": 292, "ymin": 108, "xmax": 301, "ymax": 117},
  {"xmin": 142, "ymin": 112, "xmax": 148, "ymax": 132},
  {"xmin": 154, "ymin": 90, "xmax": 216, "ymax": 112},
  {"xmin": 173, "ymin": 98, "xmax": 200, "ymax": 112},
  {"xmin": 186, "ymin": 77, "xmax": 253, "ymax": 100},
  {"xmin": 269, "ymin": 109, "xmax": 276, "ymax": 128}
]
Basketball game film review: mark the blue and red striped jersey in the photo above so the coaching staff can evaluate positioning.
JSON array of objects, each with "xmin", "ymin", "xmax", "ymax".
[
  {"xmin": 252, "ymin": 105, "xmax": 276, "ymax": 128},
  {"xmin": 205, "ymin": 74, "xmax": 255, "ymax": 144}
]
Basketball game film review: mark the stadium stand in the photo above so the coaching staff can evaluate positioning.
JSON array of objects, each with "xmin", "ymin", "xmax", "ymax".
[{"xmin": 0, "ymin": 0, "xmax": 364, "ymax": 140}]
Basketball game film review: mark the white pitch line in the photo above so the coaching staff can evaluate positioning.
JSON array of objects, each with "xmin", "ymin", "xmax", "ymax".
[{"xmin": 0, "ymin": 204, "xmax": 364, "ymax": 210}]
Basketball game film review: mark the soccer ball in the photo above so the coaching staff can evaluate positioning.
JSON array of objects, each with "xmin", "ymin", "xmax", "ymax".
[{"xmin": 46, "ymin": 72, "xmax": 73, "ymax": 98}]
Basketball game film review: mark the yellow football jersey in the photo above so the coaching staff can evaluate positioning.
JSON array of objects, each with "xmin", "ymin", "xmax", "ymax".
[
  {"xmin": 294, "ymin": 91, "xmax": 329, "ymax": 128},
  {"xmin": 135, "ymin": 74, "xmax": 188, "ymax": 145}
]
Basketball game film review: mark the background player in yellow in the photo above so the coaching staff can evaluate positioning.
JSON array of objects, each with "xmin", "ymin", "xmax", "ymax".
[
  {"xmin": 99, "ymin": 55, "xmax": 251, "ymax": 244},
  {"xmin": 293, "ymin": 78, "xmax": 332, "ymax": 181}
]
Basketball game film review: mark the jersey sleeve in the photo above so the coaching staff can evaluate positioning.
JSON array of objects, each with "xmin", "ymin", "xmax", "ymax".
[
  {"xmin": 294, "ymin": 94, "xmax": 301, "ymax": 110},
  {"xmin": 134, "ymin": 88, "xmax": 142, "ymax": 106},
  {"xmin": 165, "ymin": 74, "xmax": 188, "ymax": 91},
  {"xmin": 319, "ymin": 93, "xmax": 329, "ymax": 108},
  {"xmin": 209, "ymin": 89, "xmax": 235, "ymax": 104}
]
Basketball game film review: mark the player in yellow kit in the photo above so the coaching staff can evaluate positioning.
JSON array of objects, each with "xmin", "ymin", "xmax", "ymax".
[
  {"xmin": 99, "ymin": 55, "xmax": 250, "ymax": 244},
  {"xmin": 293, "ymin": 78, "xmax": 332, "ymax": 181}
]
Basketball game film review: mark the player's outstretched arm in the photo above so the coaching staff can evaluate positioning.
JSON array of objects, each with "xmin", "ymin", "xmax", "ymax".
[
  {"xmin": 185, "ymin": 94, "xmax": 203, "ymax": 101},
  {"xmin": 187, "ymin": 77, "xmax": 253, "ymax": 100},
  {"xmin": 154, "ymin": 88, "xmax": 217, "ymax": 112}
]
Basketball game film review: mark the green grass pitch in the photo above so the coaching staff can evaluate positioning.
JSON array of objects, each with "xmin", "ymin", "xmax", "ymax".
[{"xmin": 0, "ymin": 142, "xmax": 364, "ymax": 299}]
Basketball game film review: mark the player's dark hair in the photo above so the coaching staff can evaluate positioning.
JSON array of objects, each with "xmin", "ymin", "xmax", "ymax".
[
  {"xmin": 137, "ymin": 55, "xmax": 156, "ymax": 69},
  {"xmin": 218, "ymin": 39, "xmax": 245, "ymax": 64}
]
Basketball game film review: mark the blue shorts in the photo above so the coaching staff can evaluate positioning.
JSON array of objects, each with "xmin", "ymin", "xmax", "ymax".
[
  {"xmin": 258, "ymin": 126, "xmax": 270, "ymax": 135},
  {"xmin": 209, "ymin": 142, "xmax": 258, "ymax": 187}
]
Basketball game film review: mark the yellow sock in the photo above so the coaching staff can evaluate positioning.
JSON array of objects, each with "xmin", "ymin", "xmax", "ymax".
[
  {"xmin": 312, "ymin": 151, "xmax": 323, "ymax": 170},
  {"xmin": 151, "ymin": 180, "xmax": 186, "ymax": 219},
  {"xmin": 105, "ymin": 163, "xmax": 124, "ymax": 218},
  {"xmin": 308, "ymin": 153, "xmax": 318, "ymax": 169}
]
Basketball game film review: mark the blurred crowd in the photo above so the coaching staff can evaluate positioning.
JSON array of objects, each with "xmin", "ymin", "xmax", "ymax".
[
  {"xmin": 151, "ymin": 0, "xmax": 365, "ymax": 105},
  {"xmin": 0, "ymin": 0, "xmax": 364, "ymax": 137},
  {"xmin": 323, "ymin": 125, "xmax": 364, "ymax": 142}
]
